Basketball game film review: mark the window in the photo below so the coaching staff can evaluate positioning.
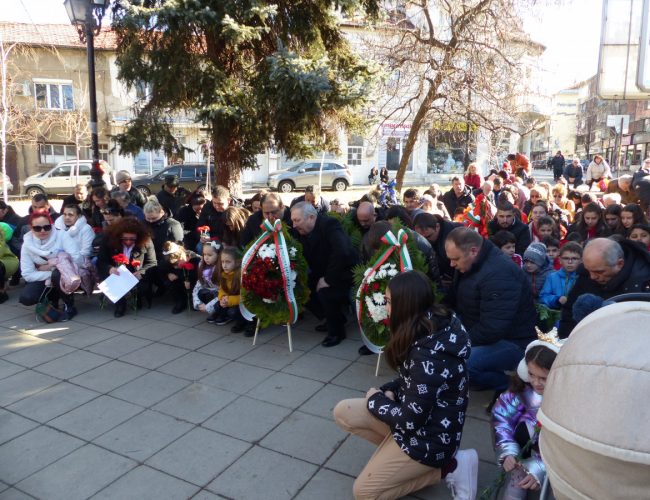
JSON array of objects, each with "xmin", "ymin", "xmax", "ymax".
[
  {"xmin": 135, "ymin": 81, "xmax": 153, "ymax": 101},
  {"xmin": 160, "ymin": 167, "xmax": 180, "ymax": 178},
  {"xmin": 51, "ymin": 165, "xmax": 71, "ymax": 177},
  {"xmin": 39, "ymin": 143, "xmax": 108, "ymax": 164},
  {"xmin": 34, "ymin": 81, "xmax": 73, "ymax": 110},
  {"xmin": 39, "ymin": 143, "xmax": 77, "ymax": 164},
  {"xmin": 180, "ymin": 167, "xmax": 196, "ymax": 180},
  {"xmin": 347, "ymin": 135, "xmax": 363, "ymax": 166}
]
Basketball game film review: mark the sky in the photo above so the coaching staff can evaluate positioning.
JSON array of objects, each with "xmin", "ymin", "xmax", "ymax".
[{"xmin": 2, "ymin": 0, "xmax": 602, "ymax": 96}]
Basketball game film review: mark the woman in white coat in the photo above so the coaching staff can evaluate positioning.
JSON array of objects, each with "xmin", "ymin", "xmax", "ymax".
[
  {"xmin": 19, "ymin": 211, "xmax": 77, "ymax": 319},
  {"xmin": 55, "ymin": 203, "xmax": 95, "ymax": 266}
]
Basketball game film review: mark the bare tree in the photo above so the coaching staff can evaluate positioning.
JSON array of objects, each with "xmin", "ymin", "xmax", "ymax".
[
  {"xmin": 358, "ymin": 0, "xmax": 542, "ymax": 190},
  {"xmin": 0, "ymin": 38, "xmax": 18, "ymax": 202}
]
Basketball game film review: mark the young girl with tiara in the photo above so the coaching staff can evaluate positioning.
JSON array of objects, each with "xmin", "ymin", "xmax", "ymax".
[
  {"xmin": 192, "ymin": 240, "xmax": 221, "ymax": 322},
  {"xmin": 161, "ymin": 241, "xmax": 201, "ymax": 314},
  {"xmin": 491, "ymin": 331, "xmax": 563, "ymax": 499}
]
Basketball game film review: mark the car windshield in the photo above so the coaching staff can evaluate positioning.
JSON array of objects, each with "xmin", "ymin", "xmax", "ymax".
[{"xmin": 286, "ymin": 163, "xmax": 305, "ymax": 172}]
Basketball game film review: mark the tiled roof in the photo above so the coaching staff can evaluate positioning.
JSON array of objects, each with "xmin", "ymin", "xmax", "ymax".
[{"xmin": 0, "ymin": 22, "xmax": 117, "ymax": 50}]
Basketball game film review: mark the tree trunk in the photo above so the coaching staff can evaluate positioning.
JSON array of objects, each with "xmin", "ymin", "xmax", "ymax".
[
  {"xmin": 395, "ymin": 82, "xmax": 439, "ymax": 193},
  {"xmin": 211, "ymin": 129, "xmax": 243, "ymax": 197}
]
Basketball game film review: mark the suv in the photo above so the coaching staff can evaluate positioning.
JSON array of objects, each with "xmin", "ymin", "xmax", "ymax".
[
  {"xmin": 134, "ymin": 163, "xmax": 212, "ymax": 196},
  {"xmin": 267, "ymin": 160, "xmax": 352, "ymax": 193},
  {"xmin": 24, "ymin": 160, "xmax": 112, "ymax": 197}
]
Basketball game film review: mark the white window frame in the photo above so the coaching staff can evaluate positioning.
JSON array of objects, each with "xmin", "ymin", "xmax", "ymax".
[{"xmin": 33, "ymin": 79, "xmax": 74, "ymax": 110}]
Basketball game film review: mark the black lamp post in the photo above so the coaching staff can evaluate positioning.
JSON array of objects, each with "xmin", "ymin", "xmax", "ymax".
[{"xmin": 64, "ymin": 0, "xmax": 109, "ymax": 188}]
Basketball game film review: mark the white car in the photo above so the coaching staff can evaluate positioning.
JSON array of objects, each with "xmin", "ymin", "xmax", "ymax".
[
  {"xmin": 24, "ymin": 160, "xmax": 113, "ymax": 197},
  {"xmin": 267, "ymin": 160, "xmax": 353, "ymax": 193}
]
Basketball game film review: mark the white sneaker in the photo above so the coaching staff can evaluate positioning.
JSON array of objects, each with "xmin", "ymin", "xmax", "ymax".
[{"xmin": 444, "ymin": 449, "xmax": 478, "ymax": 500}]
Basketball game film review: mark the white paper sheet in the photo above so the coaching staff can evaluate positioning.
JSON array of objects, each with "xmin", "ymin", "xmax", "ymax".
[{"xmin": 97, "ymin": 265, "xmax": 139, "ymax": 303}]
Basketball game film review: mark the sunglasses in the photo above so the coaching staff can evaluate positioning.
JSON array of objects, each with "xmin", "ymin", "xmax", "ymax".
[
  {"xmin": 32, "ymin": 224, "xmax": 52, "ymax": 232},
  {"xmin": 121, "ymin": 237, "xmax": 137, "ymax": 242}
]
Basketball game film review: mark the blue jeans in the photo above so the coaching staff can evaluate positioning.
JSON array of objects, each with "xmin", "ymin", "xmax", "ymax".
[{"xmin": 467, "ymin": 340, "xmax": 525, "ymax": 391}]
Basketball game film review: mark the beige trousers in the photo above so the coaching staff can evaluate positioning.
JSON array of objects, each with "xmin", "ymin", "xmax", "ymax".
[{"xmin": 333, "ymin": 398, "xmax": 441, "ymax": 500}]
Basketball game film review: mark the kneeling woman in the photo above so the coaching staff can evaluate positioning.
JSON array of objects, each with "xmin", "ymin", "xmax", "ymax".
[
  {"xmin": 19, "ymin": 211, "xmax": 77, "ymax": 319},
  {"xmin": 96, "ymin": 217, "xmax": 157, "ymax": 317},
  {"xmin": 334, "ymin": 271, "xmax": 478, "ymax": 500}
]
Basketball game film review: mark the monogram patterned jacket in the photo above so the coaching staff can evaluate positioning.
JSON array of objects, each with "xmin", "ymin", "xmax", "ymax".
[{"xmin": 367, "ymin": 313, "xmax": 471, "ymax": 468}]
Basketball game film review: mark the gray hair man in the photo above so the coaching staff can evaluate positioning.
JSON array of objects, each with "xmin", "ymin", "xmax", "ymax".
[
  {"xmin": 558, "ymin": 238, "xmax": 650, "ymax": 337},
  {"xmin": 290, "ymin": 201, "xmax": 358, "ymax": 347}
]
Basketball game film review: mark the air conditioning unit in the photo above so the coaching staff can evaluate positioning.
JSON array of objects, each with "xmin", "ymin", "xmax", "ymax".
[{"xmin": 12, "ymin": 82, "xmax": 31, "ymax": 96}]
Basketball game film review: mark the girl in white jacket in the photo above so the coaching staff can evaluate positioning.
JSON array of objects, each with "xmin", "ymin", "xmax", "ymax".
[{"xmin": 55, "ymin": 203, "xmax": 95, "ymax": 266}]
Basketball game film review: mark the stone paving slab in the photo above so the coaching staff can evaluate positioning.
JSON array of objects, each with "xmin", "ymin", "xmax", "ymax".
[{"xmin": 0, "ymin": 291, "xmax": 512, "ymax": 499}]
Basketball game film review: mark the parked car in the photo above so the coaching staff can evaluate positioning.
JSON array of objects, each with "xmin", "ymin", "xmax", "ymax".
[
  {"xmin": 23, "ymin": 160, "xmax": 113, "ymax": 197},
  {"xmin": 267, "ymin": 160, "xmax": 352, "ymax": 193},
  {"xmin": 0, "ymin": 172, "xmax": 13, "ymax": 194},
  {"xmin": 133, "ymin": 163, "xmax": 213, "ymax": 196}
]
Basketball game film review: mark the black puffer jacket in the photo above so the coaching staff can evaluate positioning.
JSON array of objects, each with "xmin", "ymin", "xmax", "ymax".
[
  {"xmin": 448, "ymin": 239, "xmax": 536, "ymax": 347},
  {"xmin": 367, "ymin": 313, "xmax": 471, "ymax": 468},
  {"xmin": 558, "ymin": 240, "xmax": 650, "ymax": 338},
  {"xmin": 146, "ymin": 216, "xmax": 184, "ymax": 262}
]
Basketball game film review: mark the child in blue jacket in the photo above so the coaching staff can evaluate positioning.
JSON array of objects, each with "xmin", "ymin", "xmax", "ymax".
[{"xmin": 539, "ymin": 242, "xmax": 583, "ymax": 309}]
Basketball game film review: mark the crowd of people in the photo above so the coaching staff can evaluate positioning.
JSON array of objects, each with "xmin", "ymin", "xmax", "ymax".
[{"xmin": 1, "ymin": 157, "xmax": 650, "ymax": 500}]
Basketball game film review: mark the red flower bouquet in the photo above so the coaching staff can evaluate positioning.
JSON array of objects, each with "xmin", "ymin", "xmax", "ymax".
[{"xmin": 112, "ymin": 253, "xmax": 129, "ymax": 266}]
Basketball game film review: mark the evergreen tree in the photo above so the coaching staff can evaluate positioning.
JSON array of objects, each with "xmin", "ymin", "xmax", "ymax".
[{"xmin": 111, "ymin": 0, "xmax": 379, "ymax": 191}]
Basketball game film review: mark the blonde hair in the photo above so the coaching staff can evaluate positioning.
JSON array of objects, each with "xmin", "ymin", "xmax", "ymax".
[
  {"xmin": 143, "ymin": 196, "xmax": 164, "ymax": 215},
  {"xmin": 552, "ymin": 183, "xmax": 567, "ymax": 197}
]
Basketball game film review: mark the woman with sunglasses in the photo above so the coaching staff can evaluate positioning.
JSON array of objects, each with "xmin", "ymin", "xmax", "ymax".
[
  {"xmin": 96, "ymin": 217, "xmax": 157, "ymax": 317},
  {"xmin": 18, "ymin": 211, "xmax": 76, "ymax": 316}
]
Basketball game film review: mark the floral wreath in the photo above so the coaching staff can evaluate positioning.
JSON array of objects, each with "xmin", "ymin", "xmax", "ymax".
[
  {"xmin": 353, "ymin": 220, "xmax": 431, "ymax": 352},
  {"xmin": 240, "ymin": 219, "xmax": 310, "ymax": 328}
]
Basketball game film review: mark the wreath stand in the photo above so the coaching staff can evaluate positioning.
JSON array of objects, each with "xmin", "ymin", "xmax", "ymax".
[
  {"xmin": 252, "ymin": 318, "xmax": 293, "ymax": 353},
  {"xmin": 374, "ymin": 351, "xmax": 383, "ymax": 377}
]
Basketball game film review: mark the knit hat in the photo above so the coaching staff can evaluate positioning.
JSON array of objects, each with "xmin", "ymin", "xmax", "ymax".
[
  {"xmin": 116, "ymin": 170, "xmax": 132, "ymax": 184},
  {"xmin": 517, "ymin": 327, "xmax": 565, "ymax": 382},
  {"xmin": 524, "ymin": 242, "xmax": 547, "ymax": 267}
]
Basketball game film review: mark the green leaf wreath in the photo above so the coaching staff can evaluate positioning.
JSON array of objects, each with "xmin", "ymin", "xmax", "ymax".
[
  {"xmin": 353, "ymin": 219, "xmax": 431, "ymax": 349},
  {"xmin": 241, "ymin": 223, "xmax": 310, "ymax": 328}
]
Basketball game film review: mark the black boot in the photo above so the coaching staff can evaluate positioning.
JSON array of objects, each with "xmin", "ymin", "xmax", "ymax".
[
  {"xmin": 171, "ymin": 301, "xmax": 187, "ymax": 314},
  {"xmin": 114, "ymin": 299, "xmax": 127, "ymax": 318}
]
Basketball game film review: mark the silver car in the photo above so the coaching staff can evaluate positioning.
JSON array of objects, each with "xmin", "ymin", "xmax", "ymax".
[
  {"xmin": 267, "ymin": 160, "xmax": 353, "ymax": 193},
  {"xmin": 24, "ymin": 160, "xmax": 113, "ymax": 197}
]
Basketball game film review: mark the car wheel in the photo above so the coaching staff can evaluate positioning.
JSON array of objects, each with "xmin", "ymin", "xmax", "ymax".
[
  {"xmin": 25, "ymin": 186, "xmax": 45, "ymax": 198},
  {"xmin": 333, "ymin": 179, "xmax": 348, "ymax": 192},
  {"xmin": 137, "ymin": 185, "xmax": 151, "ymax": 197},
  {"xmin": 278, "ymin": 180, "xmax": 294, "ymax": 193}
]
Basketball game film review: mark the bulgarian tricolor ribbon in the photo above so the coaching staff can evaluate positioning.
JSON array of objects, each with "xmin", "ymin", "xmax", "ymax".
[
  {"xmin": 240, "ymin": 219, "xmax": 299, "ymax": 324},
  {"xmin": 355, "ymin": 228, "xmax": 413, "ymax": 354}
]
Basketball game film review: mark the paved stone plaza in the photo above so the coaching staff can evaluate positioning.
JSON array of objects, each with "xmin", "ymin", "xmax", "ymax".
[{"xmin": 0, "ymin": 292, "xmax": 498, "ymax": 499}]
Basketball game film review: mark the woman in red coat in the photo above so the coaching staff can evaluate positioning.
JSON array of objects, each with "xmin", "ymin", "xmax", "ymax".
[{"xmin": 463, "ymin": 163, "xmax": 483, "ymax": 191}]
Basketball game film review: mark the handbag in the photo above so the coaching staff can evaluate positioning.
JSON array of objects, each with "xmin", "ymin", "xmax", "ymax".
[{"xmin": 35, "ymin": 288, "xmax": 63, "ymax": 323}]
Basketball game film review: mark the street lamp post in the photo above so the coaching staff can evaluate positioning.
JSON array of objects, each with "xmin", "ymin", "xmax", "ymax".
[{"xmin": 64, "ymin": 0, "xmax": 109, "ymax": 188}]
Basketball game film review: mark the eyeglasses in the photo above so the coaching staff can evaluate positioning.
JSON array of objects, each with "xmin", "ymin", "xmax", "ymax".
[
  {"xmin": 32, "ymin": 224, "xmax": 52, "ymax": 232},
  {"xmin": 121, "ymin": 237, "xmax": 137, "ymax": 242}
]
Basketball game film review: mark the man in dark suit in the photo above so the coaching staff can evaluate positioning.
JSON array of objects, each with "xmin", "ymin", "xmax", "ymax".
[{"xmin": 290, "ymin": 202, "xmax": 359, "ymax": 347}]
